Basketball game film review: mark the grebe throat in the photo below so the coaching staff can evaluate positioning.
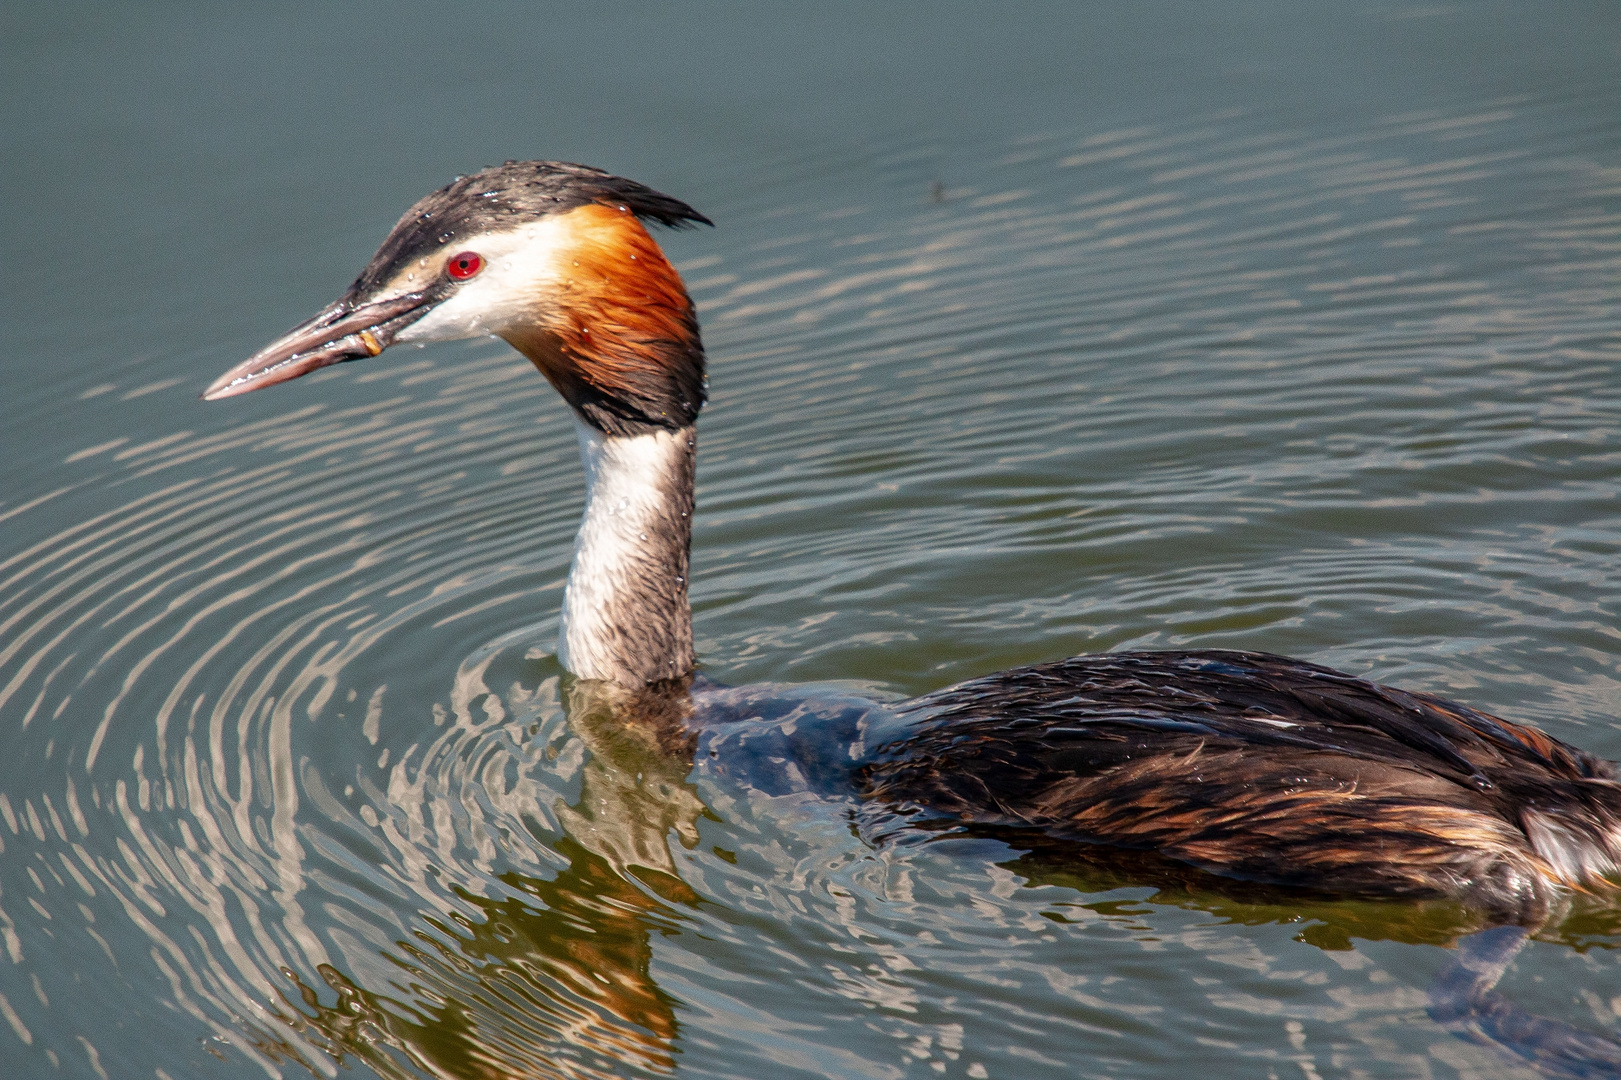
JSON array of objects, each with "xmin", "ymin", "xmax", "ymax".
[{"xmin": 559, "ymin": 416, "xmax": 696, "ymax": 685}]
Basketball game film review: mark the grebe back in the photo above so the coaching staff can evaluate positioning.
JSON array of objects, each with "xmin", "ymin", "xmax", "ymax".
[{"xmin": 206, "ymin": 160, "xmax": 1621, "ymax": 924}]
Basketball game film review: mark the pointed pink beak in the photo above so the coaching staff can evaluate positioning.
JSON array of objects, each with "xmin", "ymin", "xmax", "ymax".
[{"xmin": 203, "ymin": 291, "xmax": 430, "ymax": 400}]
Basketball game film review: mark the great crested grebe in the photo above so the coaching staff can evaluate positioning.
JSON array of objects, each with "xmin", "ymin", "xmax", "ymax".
[{"xmin": 206, "ymin": 160, "xmax": 1621, "ymax": 925}]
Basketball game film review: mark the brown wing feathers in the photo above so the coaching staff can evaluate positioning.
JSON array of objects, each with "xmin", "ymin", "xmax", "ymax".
[{"xmin": 859, "ymin": 651, "xmax": 1621, "ymax": 917}]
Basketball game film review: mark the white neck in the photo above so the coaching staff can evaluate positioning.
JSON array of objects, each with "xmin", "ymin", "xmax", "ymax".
[{"xmin": 558, "ymin": 416, "xmax": 696, "ymax": 685}]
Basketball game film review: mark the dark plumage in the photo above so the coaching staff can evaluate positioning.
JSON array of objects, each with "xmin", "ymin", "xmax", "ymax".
[
  {"xmin": 349, "ymin": 160, "xmax": 712, "ymax": 299},
  {"xmin": 859, "ymin": 650, "xmax": 1621, "ymax": 920}
]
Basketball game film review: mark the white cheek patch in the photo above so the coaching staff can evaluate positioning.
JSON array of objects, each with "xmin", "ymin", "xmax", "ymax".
[{"xmin": 394, "ymin": 217, "xmax": 572, "ymax": 344}]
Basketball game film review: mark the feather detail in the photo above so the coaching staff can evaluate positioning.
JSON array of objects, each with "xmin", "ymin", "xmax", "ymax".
[{"xmin": 859, "ymin": 650, "xmax": 1621, "ymax": 919}]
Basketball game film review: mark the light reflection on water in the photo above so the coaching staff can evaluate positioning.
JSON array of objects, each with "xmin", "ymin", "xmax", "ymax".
[{"xmin": 4, "ymin": 14, "xmax": 1621, "ymax": 1078}]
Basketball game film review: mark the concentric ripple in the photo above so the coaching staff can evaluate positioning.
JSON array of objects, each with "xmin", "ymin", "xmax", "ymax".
[{"xmin": 2, "ymin": 98, "xmax": 1619, "ymax": 1080}]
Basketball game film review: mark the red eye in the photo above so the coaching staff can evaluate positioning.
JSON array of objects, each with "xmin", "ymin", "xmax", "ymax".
[{"xmin": 446, "ymin": 251, "xmax": 483, "ymax": 281}]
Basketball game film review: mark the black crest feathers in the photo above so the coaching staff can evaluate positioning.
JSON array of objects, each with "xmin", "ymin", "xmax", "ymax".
[{"xmin": 349, "ymin": 161, "xmax": 711, "ymax": 298}]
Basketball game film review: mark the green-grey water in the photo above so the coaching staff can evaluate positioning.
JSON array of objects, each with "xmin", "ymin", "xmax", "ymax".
[{"xmin": 3, "ymin": 3, "xmax": 1619, "ymax": 1077}]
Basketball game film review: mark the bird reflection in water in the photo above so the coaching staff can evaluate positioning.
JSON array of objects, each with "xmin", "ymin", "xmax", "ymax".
[
  {"xmin": 1004, "ymin": 838, "xmax": 1621, "ymax": 1078},
  {"xmin": 251, "ymin": 674, "xmax": 1621, "ymax": 1080},
  {"xmin": 269, "ymin": 680, "xmax": 706, "ymax": 1080}
]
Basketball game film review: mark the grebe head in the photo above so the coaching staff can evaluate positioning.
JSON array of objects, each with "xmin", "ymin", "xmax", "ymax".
[{"xmin": 205, "ymin": 160, "xmax": 711, "ymax": 437}]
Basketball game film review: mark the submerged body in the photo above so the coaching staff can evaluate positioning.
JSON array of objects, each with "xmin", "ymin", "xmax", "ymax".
[
  {"xmin": 207, "ymin": 160, "xmax": 1621, "ymax": 922},
  {"xmin": 864, "ymin": 649, "xmax": 1620, "ymax": 922}
]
